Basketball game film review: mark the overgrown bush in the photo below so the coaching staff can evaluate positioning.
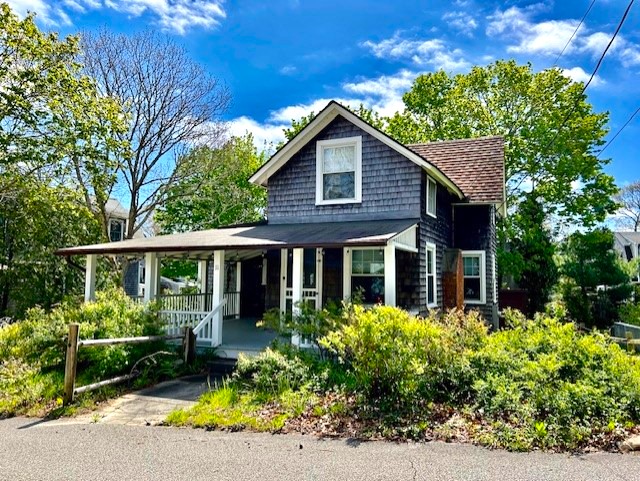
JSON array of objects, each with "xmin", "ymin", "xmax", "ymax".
[
  {"xmin": 0, "ymin": 288, "xmax": 169, "ymax": 417},
  {"xmin": 471, "ymin": 309, "xmax": 640, "ymax": 449},
  {"xmin": 321, "ymin": 305, "xmax": 487, "ymax": 411},
  {"xmin": 320, "ymin": 304, "xmax": 640, "ymax": 450},
  {"xmin": 619, "ymin": 302, "xmax": 640, "ymax": 327},
  {"xmin": 233, "ymin": 348, "xmax": 311, "ymax": 395}
]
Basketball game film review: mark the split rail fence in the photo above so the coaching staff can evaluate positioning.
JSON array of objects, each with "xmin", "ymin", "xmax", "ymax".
[{"xmin": 63, "ymin": 323, "xmax": 195, "ymax": 406}]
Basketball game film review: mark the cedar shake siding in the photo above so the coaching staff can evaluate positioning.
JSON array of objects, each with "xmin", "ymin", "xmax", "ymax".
[
  {"xmin": 453, "ymin": 204, "xmax": 497, "ymax": 323},
  {"xmin": 418, "ymin": 175, "xmax": 456, "ymax": 311},
  {"xmin": 267, "ymin": 115, "xmax": 422, "ymax": 224}
]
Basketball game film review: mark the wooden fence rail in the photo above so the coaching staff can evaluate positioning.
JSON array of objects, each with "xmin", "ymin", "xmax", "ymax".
[{"xmin": 63, "ymin": 323, "xmax": 195, "ymax": 406}]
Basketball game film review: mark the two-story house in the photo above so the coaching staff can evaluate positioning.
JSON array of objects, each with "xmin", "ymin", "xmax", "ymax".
[{"xmin": 58, "ymin": 101, "xmax": 505, "ymax": 357}]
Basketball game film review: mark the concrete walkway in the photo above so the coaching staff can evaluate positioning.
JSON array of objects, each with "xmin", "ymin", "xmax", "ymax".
[{"xmin": 68, "ymin": 375, "xmax": 211, "ymax": 426}]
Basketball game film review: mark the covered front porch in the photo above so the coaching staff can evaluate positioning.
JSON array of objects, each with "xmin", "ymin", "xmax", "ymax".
[{"xmin": 63, "ymin": 219, "xmax": 420, "ymax": 358}]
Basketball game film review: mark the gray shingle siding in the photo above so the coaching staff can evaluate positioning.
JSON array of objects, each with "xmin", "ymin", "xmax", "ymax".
[
  {"xmin": 418, "ymin": 175, "xmax": 456, "ymax": 311},
  {"xmin": 453, "ymin": 204, "xmax": 498, "ymax": 325},
  {"xmin": 267, "ymin": 115, "xmax": 422, "ymax": 224}
]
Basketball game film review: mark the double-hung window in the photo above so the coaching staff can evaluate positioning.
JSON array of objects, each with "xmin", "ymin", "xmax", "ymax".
[
  {"xmin": 462, "ymin": 251, "xmax": 486, "ymax": 304},
  {"xmin": 426, "ymin": 176, "xmax": 437, "ymax": 217},
  {"xmin": 109, "ymin": 219, "xmax": 125, "ymax": 242},
  {"xmin": 316, "ymin": 136, "xmax": 362, "ymax": 205},
  {"xmin": 351, "ymin": 248, "xmax": 384, "ymax": 304},
  {"xmin": 426, "ymin": 242, "xmax": 437, "ymax": 307}
]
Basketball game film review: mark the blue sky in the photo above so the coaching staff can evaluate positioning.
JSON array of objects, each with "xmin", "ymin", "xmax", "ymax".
[{"xmin": 6, "ymin": 0, "xmax": 640, "ymax": 188}]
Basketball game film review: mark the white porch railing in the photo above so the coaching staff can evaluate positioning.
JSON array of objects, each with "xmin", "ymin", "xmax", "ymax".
[
  {"xmin": 158, "ymin": 292, "xmax": 240, "ymax": 319},
  {"xmin": 162, "ymin": 310, "xmax": 210, "ymax": 337},
  {"xmin": 223, "ymin": 291, "xmax": 240, "ymax": 318},
  {"xmin": 160, "ymin": 298, "xmax": 228, "ymax": 347},
  {"xmin": 159, "ymin": 293, "xmax": 211, "ymax": 312},
  {"xmin": 193, "ymin": 299, "xmax": 227, "ymax": 347}
]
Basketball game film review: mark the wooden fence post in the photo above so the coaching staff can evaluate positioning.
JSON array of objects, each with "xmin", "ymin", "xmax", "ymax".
[
  {"xmin": 183, "ymin": 327, "xmax": 196, "ymax": 365},
  {"xmin": 63, "ymin": 323, "xmax": 80, "ymax": 406}
]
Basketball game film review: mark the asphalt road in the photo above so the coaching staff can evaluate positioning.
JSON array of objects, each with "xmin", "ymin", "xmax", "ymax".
[{"xmin": 1, "ymin": 417, "xmax": 638, "ymax": 481}]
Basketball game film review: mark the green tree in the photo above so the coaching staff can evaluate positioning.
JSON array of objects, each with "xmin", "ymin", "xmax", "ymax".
[
  {"xmin": 155, "ymin": 134, "xmax": 267, "ymax": 279},
  {"xmin": 384, "ymin": 61, "xmax": 617, "ymax": 229},
  {"xmin": 0, "ymin": 4, "xmax": 127, "ymax": 317},
  {"xmin": 503, "ymin": 195, "xmax": 558, "ymax": 316},
  {"xmin": 560, "ymin": 229, "xmax": 632, "ymax": 328}
]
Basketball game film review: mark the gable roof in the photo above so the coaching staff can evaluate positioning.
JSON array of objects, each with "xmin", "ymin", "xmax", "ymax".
[
  {"xmin": 249, "ymin": 101, "xmax": 465, "ymax": 200},
  {"xmin": 408, "ymin": 136, "xmax": 505, "ymax": 205}
]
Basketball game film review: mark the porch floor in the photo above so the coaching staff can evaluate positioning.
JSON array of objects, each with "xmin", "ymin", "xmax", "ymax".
[{"xmin": 201, "ymin": 317, "xmax": 280, "ymax": 354}]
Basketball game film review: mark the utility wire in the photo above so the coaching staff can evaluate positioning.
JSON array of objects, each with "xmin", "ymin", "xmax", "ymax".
[
  {"xmin": 502, "ymin": 0, "xmax": 636, "ymax": 209},
  {"xmin": 598, "ymin": 105, "xmax": 640, "ymax": 157},
  {"xmin": 552, "ymin": 0, "xmax": 597, "ymax": 67}
]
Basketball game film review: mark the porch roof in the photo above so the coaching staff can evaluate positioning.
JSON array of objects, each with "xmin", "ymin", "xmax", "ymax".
[{"xmin": 56, "ymin": 219, "xmax": 419, "ymax": 257}]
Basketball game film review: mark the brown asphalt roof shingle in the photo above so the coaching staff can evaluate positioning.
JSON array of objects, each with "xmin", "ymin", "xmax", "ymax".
[{"xmin": 408, "ymin": 136, "xmax": 505, "ymax": 204}]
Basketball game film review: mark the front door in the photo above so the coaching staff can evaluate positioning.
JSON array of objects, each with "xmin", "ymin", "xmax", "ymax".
[{"xmin": 240, "ymin": 256, "xmax": 265, "ymax": 318}]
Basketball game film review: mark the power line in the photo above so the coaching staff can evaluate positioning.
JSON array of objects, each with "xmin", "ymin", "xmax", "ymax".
[
  {"xmin": 598, "ymin": 105, "xmax": 640, "ymax": 157},
  {"xmin": 503, "ymin": 0, "xmax": 636, "ymax": 208},
  {"xmin": 552, "ymin": 0, "xmax": 597, "ymax": 67}
]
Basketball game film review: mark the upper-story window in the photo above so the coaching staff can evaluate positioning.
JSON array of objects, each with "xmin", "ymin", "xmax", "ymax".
[
  {"xmin": 426, "ymin": 176, "xmax": 437, "ymax": 217},
  {"xmin": 109, "ymin": 219, "xmax": 125, "ymax": 242},
  {"xmin": 316, "ymin": 136, "xmax": 362, "ymax": 205}
]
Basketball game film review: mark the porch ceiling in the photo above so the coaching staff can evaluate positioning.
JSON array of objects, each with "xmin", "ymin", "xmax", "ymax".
[{"xmin": 56, "ymin": 219, "xmax": 419, "ymax": 257}]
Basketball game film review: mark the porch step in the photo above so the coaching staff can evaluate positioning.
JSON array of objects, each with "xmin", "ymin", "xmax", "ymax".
[{"xmin": 206, "ymin": 357, "xmax": 237, "ymax": 376}]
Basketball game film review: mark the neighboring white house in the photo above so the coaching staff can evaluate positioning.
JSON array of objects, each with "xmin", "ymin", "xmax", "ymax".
[{"xmin": 614, "ymin": 231, "xmax": 640, "ymax": 283}]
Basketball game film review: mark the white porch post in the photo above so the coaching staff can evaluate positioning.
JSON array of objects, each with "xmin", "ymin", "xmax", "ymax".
[
  {"xmin": 197, "ymin": 260, "xmax": 207, "ymax": 292},
  {"xmin": 384, "ymin": 243, "xmax": 396, "ymax": 307},
  {"xmin": 342, "ymin": 248, "xmax": 351, "ymax": 300},
  {"xmin": 279, "ymin": 248, "xmax": 287, "ymax": 313},
  {"xmin": 291, "ymin": 247, "xmax": 304, "ymax": 347},
  {"xmin": 143, "ymin": 252, "xmax": 158, "ymax": 303},
  {"xmin": 84, "ymin": 254, "xmax": 97, "ymax": 302},
  {"xmin": 211, "ymin": 250, "xmax": 225, "ymax": 346}
]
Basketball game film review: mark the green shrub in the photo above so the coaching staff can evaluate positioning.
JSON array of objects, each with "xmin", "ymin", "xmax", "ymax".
[
  {"xmin": 0, "ymin": 288, "xmax": 168, "ymax": 416},
  {"xmin": 233, "ymin": 348, "xmax": 311, "ymax": 395},
  {"xmin": 471, "ymin": 311, "xmax": 640, "ymax": 449},
  {"xmin": 619, "ymin": 302, "xmax": 640, "ymax": 327},
  {"xmin": 321, "ymin": 305, "xmax": 487, "ymax": 411}
]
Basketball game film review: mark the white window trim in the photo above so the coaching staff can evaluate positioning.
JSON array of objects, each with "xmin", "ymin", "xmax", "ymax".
[
  {"xmin": 108, "ymin": 218, "xmax": 125, "ymax": 242},
  {"xmin": 350, "ymin": 246, "xmax": 385, "ymax": 277},
  {"xmin": 462, "ymin": 250, "xmax": 486, "ymax": 305},
  {"xmin": 315, "ymin": 136, "xmax": 362, "ymax": 206},
  {"xmin": 426, "ymin": 242, "xmax": 437, "ymax": 308},
  {"xmin": 426, "ymin": 176, "xmax": 437, "ymax": 218}
]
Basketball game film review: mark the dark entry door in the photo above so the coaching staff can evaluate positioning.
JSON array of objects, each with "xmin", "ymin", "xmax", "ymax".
[{"xmin": 240, "ymin": 256, "xmax": 265, "ymax": 318}]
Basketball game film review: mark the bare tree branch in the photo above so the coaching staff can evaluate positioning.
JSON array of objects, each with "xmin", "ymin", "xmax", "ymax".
[
  {"xmin": 614, "ymin": 181, "xmax": 640, "ymax": 232},
  {"xmin": 81, "ymin": 29, "xmax": 230, "ymax": 238}
]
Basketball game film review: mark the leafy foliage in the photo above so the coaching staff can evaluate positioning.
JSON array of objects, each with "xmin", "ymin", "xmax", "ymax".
[
  {"xmin": 0, "ymin": 289, "xmax": 169, "ymax": 417},
  {"xmin": 560, "ymin": 229, "xmax": 632, "ymax": 328},
  {"xmin": 156, "ymin": 135, "xmax": 267, "ymax": 279},
  {"xmin": 0, "ymin": 4, "xmax": 128, "ymax": 317},
  {"xmin": 177, "ymin": 305, "xmax": 640, "ymax": 451},
  {"xmin": 501, "ymin": 194, "xmax": 559, "ymax": 315}
]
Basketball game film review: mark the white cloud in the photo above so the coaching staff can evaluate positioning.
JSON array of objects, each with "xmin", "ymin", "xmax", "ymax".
[
  {"xmin": 230, "ymin": 68, "xmax": 424, "ymax": 151},
  {"xmin": 5, "ymin": 0, "xmax": 70, "ymax": 25},
  {"xmin": 486, "ymin": 5, "xmax": 640, "ymax": 67},
  {"xmin": 487, "ymin": 7, "xmax": 580, "ymax": 56},
  {"xmin": 279, "ymin": 65, "xmax": 297, "ymax": 76},
  {"xmin": 561, "ymin": 66, "xmax": 604, "ymax": 87},
  {"xmin": 442, "ymin": 11, "xmax": 478, "ymax": 36},
  {"xmin": 228, "ymin": 116, "xmax": 287, "ymax": 150},
  {"xmin": 360, "ymin": 32, "xmax": 470, "ymax": 72},
  {"xmin": 5, "ymin": 0, "xmax": 226, "ymax": 34}
]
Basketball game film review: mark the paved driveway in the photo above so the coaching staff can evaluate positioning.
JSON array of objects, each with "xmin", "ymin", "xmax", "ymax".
[{"xmin": 1, "ymin": 417, "xmax": 637, "ymax": 481}]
